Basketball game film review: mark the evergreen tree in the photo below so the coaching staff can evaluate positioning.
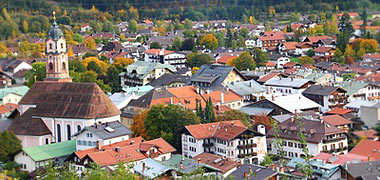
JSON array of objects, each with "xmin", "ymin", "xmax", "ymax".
[
  {"xmin": 196, "ymin": 100, "xmax": 204, "ymax": 120},
  {"xmin": 204, "ymin": 97, "xmax": 215, "ymax": 123}
]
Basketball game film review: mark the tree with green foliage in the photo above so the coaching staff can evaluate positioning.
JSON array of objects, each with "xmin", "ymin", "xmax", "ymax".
[
  {"xmin": 298, "ymin": 56, "xmax": 315, "ymax": 64},
  {"xmin": 129, "ymin": 19, "xmax": 138, "ymax": 33},
  {"xmin": 87, "ymin": 61, "xmax": 102, "ymax": 74},
  {"xmin": 216, "ymin": 109, "xmax": 251, "ymax": 128},
  {"xmin": 233, "ymin": 51, "xmax": 256, "ymax": 71},
  {"xmin": 260, "ymin": 154, "xmax": 274, "ymax": 166},
  {"xmin": 25, "ymin": 62, "xmax": 46, "ymax": 87},
  {"xmin": 181, "ymin": 38, "xmax": 196, "ymax": 51},
  {"xmin": 251, "ymin": 48, "xmax": 269, "ymax": 65},
  {"xmin": 144, "ymin": 104, "xmax": 200, "ymax": 150},
  {"xmin": 186, "ymin": 53, "xmax": 214, "ymax": 68},
  {"xmin": 173, "ymin": 36, "xmax": 182, "ymax": 51},
  {"xmin": 72, "ymin": 33, "xmax": 84, "ymax": 44},
  {"xmin": 200, "ymin": 34, "xmax": 218, "ymax": 51},
  {"xmin": 184, "ymin": 18, "xmax": 193, "ymax": 30},
  {"xmin": 296, "ymin": 117, "xmax": 313, "ymax": 179},
  {"xmin": 150, "ymin": 42, "xmax": 162, "ymax": 49},
  {"xmin": 0, "ymin": 130, "xmax": 21, "ymax": 162},
  {"xmin": 196, "ymin": 100, "xmax": 204, "ymax": 120}
]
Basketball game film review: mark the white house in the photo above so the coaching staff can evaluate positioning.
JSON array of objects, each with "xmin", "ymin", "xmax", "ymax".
[
  {"xmin": 144, "ymin": 49, "xmax": 187, "ymax": 68},
  {"xmin": 276, "ymin": 56, "xmax": 291, "ymax": 69},
  {"xmin": 72, "ymin": 121, "xmax": 132, "ymax": 151},
  {"xmin": 264, "ymin": 77, "xmax": 314, "ymax": 96},
  {"xmin": 181, "ymin": 120, "xmax": 267, "ymax": 164},
  {"xmin": 268, "ymin": 116, "xmax": 348, "ymax": 159},
  {"xmin": 339, "ymin": 81, "xmax": 380, "ymax": 102},
  {"xmin": 245, "ymin": 38, "xmax": 256, "ymax": 48},
  {"xmin": 14, "ymin": 140, "xmax": 76, "ymax": 172}
]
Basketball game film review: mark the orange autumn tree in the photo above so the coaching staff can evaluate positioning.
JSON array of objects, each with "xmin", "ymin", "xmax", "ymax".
[
  {"xmin": 200, "ymin": 34, "xmax": 218, "ymax": 51},
  {"xmin": 130, "ymin": 110, "xmax": 149, "ymax": 139},
  {"xmin": 352, "ymin": 39, "xmax": 378, "ymax": 54}
]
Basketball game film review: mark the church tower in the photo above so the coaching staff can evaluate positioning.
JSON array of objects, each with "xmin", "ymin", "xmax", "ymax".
[{"xmin": 44, "ymin": 12, "xmax": 72, "ymax": 82}]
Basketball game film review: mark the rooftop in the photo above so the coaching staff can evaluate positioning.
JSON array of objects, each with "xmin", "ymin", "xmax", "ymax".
[
  {"xmin": 350, "ymin": 139, "xmax": 380, "ymax": 160},
  {"xmin": 264, "ymin": 77, "xmax": 313, "ymax": 88},
  {"xmin": 72, "ymin": 121, "xmax": 132, "ymax": 140},
  {"xmin": 23, "ymin": 140, "xmax": 76, "ymax": 162}
]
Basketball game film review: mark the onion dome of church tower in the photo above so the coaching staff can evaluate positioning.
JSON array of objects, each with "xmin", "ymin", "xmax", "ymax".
[{"xmin": 47, "ymin": 12, "xmax": 63, "ymax": 40}]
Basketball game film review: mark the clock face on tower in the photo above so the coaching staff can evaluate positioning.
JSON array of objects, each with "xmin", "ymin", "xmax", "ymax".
[{"xmin": 44, "ymin": 12, "xmax": 72, "ymax": 82}]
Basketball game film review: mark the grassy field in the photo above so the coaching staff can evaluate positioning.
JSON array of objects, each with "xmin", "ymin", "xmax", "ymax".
[{"xmin": 291, "ymin": 58, "xmax": 299, "ymax": 62}]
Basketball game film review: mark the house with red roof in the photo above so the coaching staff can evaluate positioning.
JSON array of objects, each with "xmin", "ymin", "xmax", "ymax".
[
  {"xmin": 70, "ymin": 137, "xmax": 176, "ymax": 174},
  {"xmin": 181, "ymin": 120, "xmax": 267, "ymax": 164},
  {"xmin": 322, "ymin": 115, "xmax": 353, "ymax": 131},
  {"xmin": 216, "ymin": 54, "xmax": 238, "ymax": 65},
  {"xmin": 256, "ymin": 35, "xmax": 286, "ymax": 49},
  {"xmin": 363, "ymin": 53, "xmax": 380, "ymax": 62},
  {"xmin": 144, "ymin": 48, "xmax": 187, "ymax": 68},
  {"xmin": 350, "ymin": 139, "xmax": 380, "ymax": 160},
  {"xmin": 312, "ymin": 46, "xmax": 335, "ymax": 62},
  {"xmin": 278, "ymin": 42, "xmax": 298, "ymax": 56},
  {"xmin": 312, "ymin": 152, "xmax": 367, "ymax": 165},
  {"xmin": 295, "ymin": 42, "xmax": 313, "ymax": 56}
]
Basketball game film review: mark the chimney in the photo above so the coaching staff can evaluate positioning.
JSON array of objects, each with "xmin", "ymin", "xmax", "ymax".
[
  {"xmin": 105, "ymin": 122, "xmax": 109, "ymax": 127},
  {"xmin": 114, "ymin": 147, "xmax": 120, "ymax": 153},
  {"xmin": 290, "ymin": 116, "xmax": 294, "ymax": 123},
  {"xmin": 197, "ymin": 158, "xmax": 202, "ymax": 164},
  {"xmin": 142, "ymin": 162, "xmax": 146, "ymax": 172},
  {"xmin": 220, "ymin": 92, "xmax": 224, "ymax": 104},
  {"xmin": 170, "ymin": 97, "xmax": 173, "ymax": 104},
  {"xmin": 244, "ymin": 171, "xmax": 248, "ymax": 179},
  {"xmin": 272, "ymin": 94, "xmax": 275, "ymax": 101},
  {"xmin": 271, "ymin": 165, "xmax": 275, "ymax": 170},
  {"xmin": 96, "ymin": 139, "xmax": 102, "ymax": 150},
  {"xmin": 279, "ymin": 167, "xmax": 284, "ymax": 173},
  {"xmin": 368, "ymin": 155, "xmax": 371, "ymax": 161},
  {"xmin": 180, "ymin": 161, "xmax": 184, "ymax": 169}
]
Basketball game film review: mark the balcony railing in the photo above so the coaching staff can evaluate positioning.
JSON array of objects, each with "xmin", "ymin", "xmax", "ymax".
[
  {"xmin": 237, "ymin": 144, "xmax": 257, "ymax": 149},
  {"xmin": 322, "ymin": 136, "xmax": 346, "ymax": 144},
  {"xmin": 237, "ymin": 152, "xmax": 258, "ymax": 158}
]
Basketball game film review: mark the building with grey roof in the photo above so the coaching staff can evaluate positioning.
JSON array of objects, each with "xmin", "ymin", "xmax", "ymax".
[
  {"xmin": 344, "ymin": 100, "xmax": 376, "ymax": 116},
  {"xmin": 302, "ymin": 85, "xmax": 346, "ymax": 111},
  {"xmin": 264, "ymin": 77, "xmax": 314, "ymax": 95},
  {"xmin": 148, "ymin": 73, "xmax": 190, "ymax": 88},
  {"xmin": 228, "ymin": 80, "xmax": 265, "ymax": 103},
  {"xmin": 344, "ymin": 160, "xmax": 380, "ymax": 179},
  {"xmin": 72, "ymin": 121, "xmax": 132, "ymax": 151},
  {"xmin": 230, "ymin": 164, "xmax": 277, "ymax": 180},
  {"xmin": 338, "ymin": 81, "xmax": 380, "ymax": 102},
  {"xmin": 187, "ymin": 64, "xmax": 247, "ymax": 90},
  {"xmin": 119, "ymin": 61, "xmax": 177, "ymax": 88}
]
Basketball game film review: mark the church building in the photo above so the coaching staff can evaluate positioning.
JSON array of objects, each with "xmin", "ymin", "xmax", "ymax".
[{"xmin": 9, "ymin": 14, "xmax": 120, "ymax": 148}]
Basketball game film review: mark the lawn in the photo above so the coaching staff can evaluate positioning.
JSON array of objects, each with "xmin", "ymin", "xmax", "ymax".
[{"xmin": 291, "ymin": 58, "xmax": 299, "ymax": 62}]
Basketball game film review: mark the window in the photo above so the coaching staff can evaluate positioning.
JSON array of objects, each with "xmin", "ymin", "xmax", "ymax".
[
  {"xmin": 61, "ymin": 43, "xmax": 64, "ymax": 49},
  {"xmin": 288, "ymin": 142, "xmax": 293, "ymax": 147},
  {"xmin": 45, "ymin": 138, "xmax": 49, "ymax": 145},
  {"xmin": 62, "ymin": 62, "xmax": 66, "ymax": 70},
  {"xmin": 189, "ymin": 137, "xmax": 196, "ymax": 143},
  {"xmin": 77, "ymin": 125, "xmax": 81, "ymax": 132},
  {"xmin": 88, "ymin": 141, "xmax": 92, "ymax": 146},
  {"xmin": 189, "ymin": 146, "xmax": 196, "ymax": 152},
  {"xmin": 331, "ymin": 144, "xmax": 336, "ymax": 150},
  {"xmin": 49, "ymin": 43, "xmax": 53, "ymax": 50},
  {"xmin": 83, "ymin": 141, "xmax": 87, "ymax": 146},
  {"xmin": 289, "ymin": 152, "xmax": 294, "ymax": 157},
  {"xmin": 78, "ymin": 140, "xmax": 82, "ymax": 145},
  {"xmin": 67, "ymin": 124, "xmax": 71, "ymax": 140},
  {"xmin": 323, "ymin": 145, "xmax": 327, "ymax": 152},
  {"xmin": 57, "ymin": 124, "xmax": 61, "ymax": 142},
  {"xmin": 49, "ymin": 63, "xmax": 53, "ymax": 70}
]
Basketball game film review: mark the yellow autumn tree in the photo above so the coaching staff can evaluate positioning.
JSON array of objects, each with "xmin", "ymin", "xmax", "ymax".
[
  {"xmin": 129, "ymin": 6, "xmax": 139, "ymax": 20},
  {"xmin": 82, "ymin": 56, "xmax": 110, "ymax": 74},
  {"xmin": 64, "ymin": 30, "xmax": 77, "ymax": 45},
  {"xmin": 68, "ymin": 46, "xmax": 74, "ymax": 57},
  {"xmin": 113, "ymin": 58, "xmax": 134, "ymax": 67},
  {"xmin": 84, "ymin": 37, "xmax": 96, "ymax": 50},
  {"xmin": 0, "ymin": 44, "xmax": 7, "ymax": 56},
  {"xmin": 192, "ymin": 67, "xmax": 199, "ymax": 75}
]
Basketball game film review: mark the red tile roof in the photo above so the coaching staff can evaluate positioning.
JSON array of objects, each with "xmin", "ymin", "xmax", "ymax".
[
  {"xmin": 265, "ymin": 61, "xmax": 276, "ymax": 67},
  {"xmin": 202, "ymin": 90, "xmax": 242, "ymax": 104},
  {"xmin": 337, "ymin": 12, "xmax": 359, "ymax": 17},
  {"xmin": 283, "ymin": 62, "xmax": 298, "ymax": 68},
  {"xmin": 144, "ymin": 49, "xmax": 174, "ymax": 55},
  {"xmin": 322, "ymin": 115, "xmax": 353, "ymax": 126},
  {"xmin": 313, "ymin": 46, "xmax": 334, "ymax": 53},
  {"xmin": 76, "ymin": 137, "xmax": 176, "ymax": 166},
  {"xmin": 193, "ymin": 153, "xmax": 240, "ymax": 173},
  {"xmin": 217, "ymin": 55, "xmax": 238, "ymax": 64},
  {"xmin": 326, "ymin": 108, "xmax": 353, "ymax": 115},
  {"xmin": 312, "ymin": 152, "xmax": 367, "ymax": 165},
  {"xmin": 350, "ymin": 139, "xmax": 380, "ymax": 160},
  {"xmin": 0, "ymin": 103, "xmax": 17, "ymax": 114},
  {"xmin": 353, "ymin": 129, "xmax": 378, "ymax": 140},
  {"xmin": 185, "ymin": 120, "xmax": 247, "ymax": 140},
  {"xmin": 257, "ymin": 72, "xmax": 280, "ymax": 83},
  {"xmin": 282, "ymin": 42, "xmax": 298, "ymax": 50},
  {"xmin": 258, "ymin": 36, "xmax": 285, "ymax": 41},
  {"xmin": 166, "ymin": 86, "xmax": 207, "ymax": 110},
  {"xmin": 305, "ymin": 36, "xmax": 329, "ymax": 43},
  {"xmin": 363, "ymin": 53, "xmax": 380, "ymax": 59}
]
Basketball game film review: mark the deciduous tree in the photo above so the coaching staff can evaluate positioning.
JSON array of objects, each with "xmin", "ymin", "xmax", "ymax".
[{"xmin": 199, "ymin": 34, "xmax": 218, "ymax": 51}]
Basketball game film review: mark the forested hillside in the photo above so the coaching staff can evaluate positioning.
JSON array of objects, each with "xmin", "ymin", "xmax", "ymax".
[{"xmin": 2, "ymin": 0, "xmax": 377, "ymax": 21}]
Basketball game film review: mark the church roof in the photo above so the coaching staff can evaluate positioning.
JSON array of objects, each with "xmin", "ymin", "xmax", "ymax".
[
  {"xmin": 8, "ymin": 108, "xmax": 51, "ymax": 136},
  {"xmin": 19, "ymin": 82, "xmax": 120, "ymax": 119}
]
